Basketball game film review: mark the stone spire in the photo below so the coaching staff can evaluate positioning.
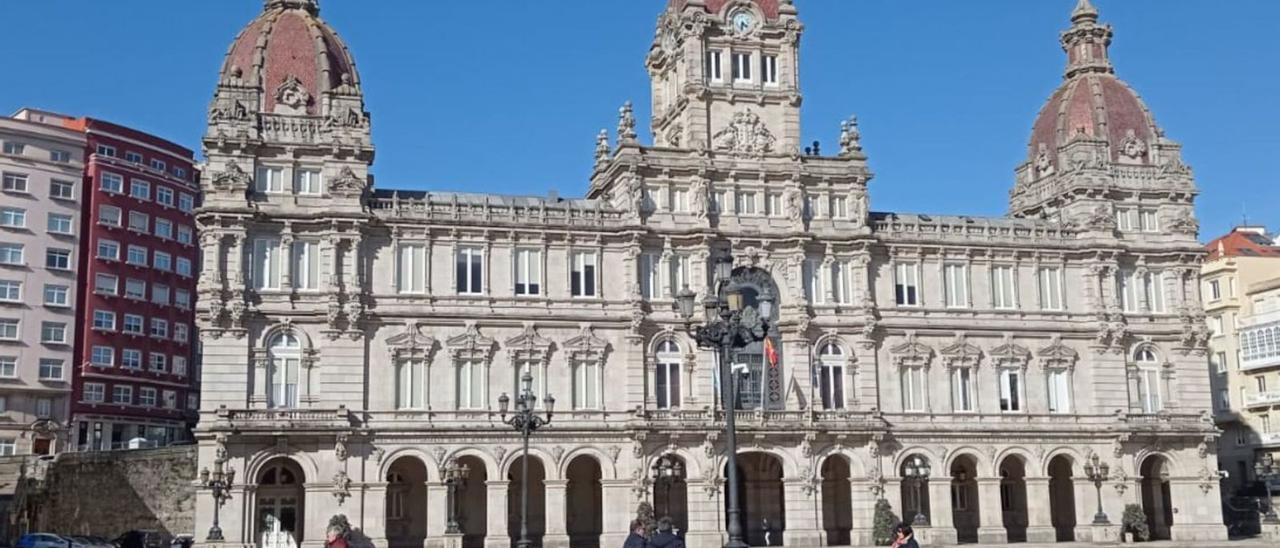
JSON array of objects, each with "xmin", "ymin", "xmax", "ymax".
[
  {"xmin": 265, "ymin": 0, "xmax": 318, "ymax": 15},
  {"xmin": 1061, "ymin": 0, "xmax": 1113, "ymax": 79}
]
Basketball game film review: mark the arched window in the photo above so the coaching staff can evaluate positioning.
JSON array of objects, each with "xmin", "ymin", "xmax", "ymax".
[
  {"xmin": 1134, "ymin": 347, "xmax": 1162, "ymax": 413},
  {"xmin": 267, "ymin": 333, "xmax": 301, "ymax": 409},
  {"xmin": 654, "ymin": 339, "xmax": 682, "ymax": 409},
  {"xmin": 256, "ymin": 460, "xmax": 304, "ymax": 548},
  {"xmin": 816, "ymin": 342, "xmax": 845, "ymax": 409}
]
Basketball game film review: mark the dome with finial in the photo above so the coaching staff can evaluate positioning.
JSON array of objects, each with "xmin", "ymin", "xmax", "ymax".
[
  {"xmin": 217, "ymin": 0, "xmax": 362, "ymax": 116},
  {"xmin": 1026, "ymin": 0, "xmax": 1161, "ymax": 170}
]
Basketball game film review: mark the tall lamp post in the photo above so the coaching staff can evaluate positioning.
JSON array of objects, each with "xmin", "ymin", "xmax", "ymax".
[
  {"xmin": 652, "ymin": 455, "xmax": 685, "ymax": 520},
  {"xmin": 499, "ymin": 370, "xmax": 555, "ymax": 548},
  {"xmin": 200, "ymin": 461, "xmax": 236, "ymax": 541},
  {"xmin": 1255, "ymin": 453, "xmax": 1279, "ymax": 524},
  {"xmin": 674, "ymin": 256, "xmax": 772, "ymax": 548},
  {"xmin": 444, "ymin": 459, "xmax": 472, "ymax": 534},
  {"xmin": 1083, "ymin": 453, "xmax": 1111, "ymax": 525},
  {"xmin": 902, "ymin": 456, "xmax": 931, "ymax": 526}
]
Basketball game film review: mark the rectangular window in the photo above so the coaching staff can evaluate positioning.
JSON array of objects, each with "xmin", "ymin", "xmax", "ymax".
[
  {"xmin": 396, "ymin": 244, "xmax": 427, "ymax": 295},
  {"xmin": 150, "ymin": 318, "xmax": 169, "ymax": 339},
  {"xmin": 1039, "ymin": 267, "xmax": 1064, "ymax": 311},
  {"xmin": 654, "ymin": 356, "xmax": 680, "ymax": 410},
  {"xmin": 163, "ymin": 391, "xmax": 177, "ymax": 409},
  {"xmin": 2, "ymin": 173, "xmax": 29, "ymax": 192},
  {"xmin": 2, "ymin": 142, "xmax": 24, "ymax": 155},
  {"xmin": 126, "ymin": 245, "xmax": 147, "ymax": 266},
  {"xmin": 456, "ymin": 359, "xmax": 485, "ymax": 410},
  {"xmin": 0, "ymin": 208, "xmax": 26, "ymax": 228},
  {"xmin": 155, "ymin": 218, "xmax": 173, "ymax": 239},
  {"xmin": 122, "ymin": 349, "xmax": 142, "ymax": 370},
  {"xmin": 1144, "ymin": 272, "xmax": 1166, "ymax": 313},
  {"xmin": 731, "ymin": 52, "xmax": 752, "ymax": 82},
  {"xmin": 895, "ymin": 262, "xmax": 920, "ymax": 306},
  {"xmin": 51, "ymin": 150, "xmax": 71, "ymax": 163},
  {"xmin": 1217, "ymin": 389, "xmax": 1230, "ymax": 411},
  {"xmin": 762, "ymin": 55, "xmax": 778, "ymax": 85},
  {"xmin": 94, "ymin": 273, "xmax": 118, "ymax": 295},
  {"xmin": 124, "ymin": 278, "xmax": 146, "ymax": 300},
  {"xmin": 177, "ymin": 226, "xmax": 193, "ymax": 245},
  {"xmin": 295, "ymin": 169, "xmax": 322, "ymax": 195},
  {"xmin": 100, "ymin": 172, "xmax": 123, "ymax": 193},
  {"xmin": 174, "ymin": 167, "xmax": 188, "ymax": 180},
  {"xmin": 43, "ymin": 284, "xmax": 70, "ymax": 306},
  {"xmin": 992, "ymin": 265, "xmax": 1017, "ymax": 309},
  {"xmin": 573, "ymin": 359, "xmax": 600, "ymax": 409},
  {"xmin": 50, "ymin": 180, "xmax": 75, "ymax": 200},
  {"xmin": 1139, "ymin": 209, "xmax": 1159, "ymax": 232},
  {"xmin": 765, "ymin": 192, "xmax": 783, "ymax": 217},
  {"xmin": 38, "ymin": 359, "xmax": 64, "ymax": 381},
  {"xmin": 128, "ymin": 211, "xmax": 149, "ymax": 233},
  {"xmin": 1138, "ymin": 368, "xmax": 1162, "ymax": 413},
  {"xmin": 944, "ymin": 264, "xmax": 969, "ymax": 308},
  {"xmin": 99, "ymin": 205, "xmax": 122, "ymax": 227},
  {"xmin": 97, "ymin": 240, "xmax": 120, "ymax": 261},
  {"xmin": 734, "ymin": 191, "xmax": 758, "ymax": 215},
  {"xmin": 150, "ymin": 353, "xmax": 167, "ymax": 372},
  {"xmin": 669, "ymin": 254, "xmax": 691, "ymax": 298},
  {"xmin": 1215, "ymin": 351, "xmax": 1228, "ymax": 374},
  {"xmin": 140, "ymin": 388, "xmax": 158, "ymax": 407},
  {"xmin": 85, "ymin": 383, "xmax": 106, "ymax": 403},
  {"xmin": 113, "ymin": 385, "xmax": 133, "ymax": 404},
  {"xmin": 0, "ymin": 357, "xmax": 13, "ymax": 377},
  {"xmin": 514, "ymin": 249, "xmax": 542, "ymax": 296},
  {"xmin": 831, "ymin": 261, "xmax": 853, "ymax": 305},
  {"xmin": 711, "ymin": 190, "xmax": 728, "ymax": 214},
  {"xmin": 123, "ymin": 314, "xmax": 144, "ymax": 334},
  {"xmin": 156, "ymin": 186, "xmax": 174, "ymax": 207},
  {"xmin": 830, "ymin": 196, "xmax": 849, "ymax": 219},
  {"xmin": 1115, "ymin": 208, "xmax": 1138, "ymax": 231},
  {"xmin": 571, "ymin": 251, "xmax": 598, "ymax": 297},
  {"xmin": 45, "ymin": 249, "xmax": 71, "ymax": 271},
  {"xmin": 670, "ymin": 188, "xmax": 688, "ymax": 213},
  {"xmin": 902, "ymin": 367, "xmax": 925, "ymax": 411},
  {"xmin": 174, "ymin": 356, "xmax": 188, "ymax": 376},
  {"xmin": 178, "ymin": 193, "xmax": 194, "ymax": 213},
  {"xmin": 150, "ymin": 158, "xmax": 166, "ymax": 172},
  {"xmin": 952, "ymin": 367, "xmax": 975, "ymax": 412},
  {"xmin": 818, "ymin": 362, "xmax": 844, "ymax": 409},
  {"xmin": 0, "ymin": 244, "xmax": 23, "ymax": 265},
  {"xmin": 175, "ymin": 323, "xmax": 189, "ymax": 343},
  {"xmin": 292, "ymin": 241, "xmax": 318, "ymax": 290},
  {"xmin": 129, "ymin": 179, "xmax": 150, "ymax": 200},
  {"xmin": 705, "ymin": 50, "xmax": 723, "ymax": 82},
  {"xmin": 804, "ymin": 260, "xmax": 826, "ymax": 305},
  {"xmin": 47, "ymin": 213, "xmax": 73, "ymax": 235},
  {"xmin": 1208, "ymin": 280, "xmax": 1221, "ymax": 301},
  {"xmin": 1047, "ymin": 369, "xmax": 1071, "ymax": 413},
  {"xmin": 455, "ymin": 247, "xmax": 484, "ymax": 295},
  {"xmin": 255, "ymin": 166, "xmax": 286, "ymax": 193},
  {"xmin": 175, "ymin": 289, "xmax": 191, "ymax": 309},
  {"xmin": 96, "ymin": 144, "xmax": 116, "ymax": 157},
  {"xmin": 253, "ymin": 238, "xmax": 282, "ymax": 290},
  {"xmin": 639, "ymin": 253, "xmax": 660, "ymax": 300},
  {"xmin": 0, "ymin": 318, "xmax": 21, "ymax": 339},
  {"xmin": 396, "ymin": 359, "xmax": 427, "ymax": 410},
  {"xmin": 35, "ymin": 398, "xmax": 52, "ymax": 418},
  {"xmin": 40, "ymin": 322, "xmax": 67, "ymax": 344},
  {"xmin": 125, "ymin": 151, "xmax": 143, "ymax": 164},
  {"xmin": 0, "ymin": 280, "xmax": 18, "ymax": 302},
  {"xmin": 999, "ymin": 368, "xmax": 1023, "ymax": 412},
  {"xmin": 1119, "ymin": 271, "xmax": 1139, "ymax": 313},
  {"xmin": 91, "ymin": 346, "xmax": 114, "ymax": 367}
]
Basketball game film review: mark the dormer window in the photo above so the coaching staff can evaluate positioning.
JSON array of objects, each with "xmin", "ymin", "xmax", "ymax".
[
  {"xmin": 762, "ymin": 55, "xmax": 778, "ymax": 85},
  {"xmin": 705, "ymin": 50, "xmax": 723, "ymax": 82},
  {"xmin": 731, "ymin": 52, "xmax": 752, "ymax": 82}
]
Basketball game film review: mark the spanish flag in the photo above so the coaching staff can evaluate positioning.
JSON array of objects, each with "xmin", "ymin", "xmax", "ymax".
[{"xmin": 764, "ymin": 337, "xmax": 779, "ymax": 368}]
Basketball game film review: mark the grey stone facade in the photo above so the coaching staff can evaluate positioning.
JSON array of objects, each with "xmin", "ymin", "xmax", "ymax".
[{"xmin": 193, "ymin": 1, "xmax": 1226, "ymax": 547}]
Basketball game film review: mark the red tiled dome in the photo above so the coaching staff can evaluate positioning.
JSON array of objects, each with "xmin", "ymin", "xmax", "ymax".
[
  {"xmin": 670, "ymin": 0, "xmax": 781, "ymax": 20},
  {"xmin": 218, "ymin": 0, "xmax": 361, "ymax": 116}
]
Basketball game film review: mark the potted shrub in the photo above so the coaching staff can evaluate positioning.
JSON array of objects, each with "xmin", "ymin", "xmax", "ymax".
[
  {"xmin": 1121, "ymin": 504, "xmax": 1150, "ymax": 542},
  {"xmin": 872, "ymin": 498, "xmax": 900, "ymax": 546}
]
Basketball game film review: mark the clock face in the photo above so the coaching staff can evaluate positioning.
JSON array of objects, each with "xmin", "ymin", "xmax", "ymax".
[{"xmin": 731, "ymin": 10, "xmax": 756, "ymax": 34}]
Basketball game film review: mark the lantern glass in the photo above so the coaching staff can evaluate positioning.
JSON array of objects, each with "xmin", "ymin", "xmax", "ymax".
[
  {"xmin": 545, "ymin": 394, "xmax": 556, "ymax": 415},
  {"xmin": 726, "ymin": 290, "xmax": 744, "ymax": 312},
  {"xmin": 758, "ymin": 294, "xmax": 774, "ymax": 318},
  {"xmin": 498, "ymin": 393, "xmax": 510, "ymax": 414},
  {"xmin": 675, "ymin": 286, "xmax": 697, "ymax": 320},
  {"xmin": 715, "ymin": 257, "xmax": 733, "ymax": 284}
]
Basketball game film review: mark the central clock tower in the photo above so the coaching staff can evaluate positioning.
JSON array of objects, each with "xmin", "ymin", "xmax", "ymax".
[{"xmin": 648, "ymin": 0, "xmax": 803, "ymax": 154}]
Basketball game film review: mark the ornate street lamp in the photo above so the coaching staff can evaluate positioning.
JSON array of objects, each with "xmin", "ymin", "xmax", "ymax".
[
  {"xmin": 902, "ymin": 456, "xmax": 931, "ymax": 526},
  {"xmin": 499, "ymin": 370, "xmax": 555, "ymax": 548},
  {"xmin": 651, "ymin": 455, "xmax": 685, "ymax": 520},
  {"xmin": 200, "ymin": 462, "xmax": 236, "ymax": 541},
  {"xmin": 1083, "ymin": 453, "xmax": 1111, "ymax": 525},
  {"xmin": 674, "ymin": 256, "xmax": 772, "ymax": 548},
  {"xmin": 1255, "ymin": 453, "xmax": 1279, "ymax": 524},
  {"xmin": 443, "ymin": 459, "xmax": 472, "ymax": 534}
]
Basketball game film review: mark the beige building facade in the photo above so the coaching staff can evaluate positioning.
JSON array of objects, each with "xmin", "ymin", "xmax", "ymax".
[
  {"xmin": 194, "ymin": 1, "xmax": 1226, "ymax": 547},
  {"xmin": 0, "ymin": 110, "xmax": 86, "ymax": 456}
]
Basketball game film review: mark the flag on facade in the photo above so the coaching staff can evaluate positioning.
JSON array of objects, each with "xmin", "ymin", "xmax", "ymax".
[{"xmin": 764, "ymin": 337, "xmax": 779, "ymax": 368}]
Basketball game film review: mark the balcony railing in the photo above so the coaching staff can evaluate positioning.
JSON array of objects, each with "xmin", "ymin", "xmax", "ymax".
[
  {"xmin": 1259, "ymin": 432, "xmax": 1280, "ymax": 447},
  {"xmin": 1245, "ymin": 391, "xmax": 1280, "ymax": 408},
  {"xmin": 212, "ymin": 406, "xmax": 353, "ymax": 430},
  {"xmin": 1241, "ymin": 355, "xmax": 1280, "ymax": 372}
]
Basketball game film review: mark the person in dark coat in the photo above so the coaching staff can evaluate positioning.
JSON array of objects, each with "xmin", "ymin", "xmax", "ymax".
[
  {"xmin": 891, "ymin": 523, "xmax": 920, "ymax": 548},
  {"xmin": 647, "ymin": 517, "xmax": 684, "ymax": 548},
  {"xmin": 623, "ymin": 519, "xmax": 648, "ymax": 548}
]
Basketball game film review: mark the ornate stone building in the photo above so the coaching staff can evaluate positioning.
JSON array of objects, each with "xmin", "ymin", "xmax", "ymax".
[{"xmin": 194, "ymin": 1, "xmax": 1225, "ymax": 546}]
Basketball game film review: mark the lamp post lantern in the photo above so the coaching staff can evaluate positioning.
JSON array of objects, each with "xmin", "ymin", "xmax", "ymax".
[
  {"xmin": 200, "ymin": 461, "xmax": 236, "ymax": 541},
  {"xmin": 674, "ymin": 255, "xmax": 772, "ymax": 548},
  {"xmin": 651, "ymin": 454, "xmax": 685, "ymax": 520},
  {"xmin": 1255, "ymin": 453, "xmax": 1279, "ymax": 524},
  {"xmin": 902, "ymin": 456, "xmax": 931, "ymax": 526},
  {"xmin": 1083, "ymin": 453, "xmax": 1111, "ymax": 525},
  {"xmin": 443, "ymin": 459, "xmax": 472, "ymax": 534},
  {"xmin": 499, "ymin": 370, "xmax": 555, "ymax": 548}
]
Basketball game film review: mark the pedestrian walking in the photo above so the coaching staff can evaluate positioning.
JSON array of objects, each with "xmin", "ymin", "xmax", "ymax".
[
  {"xmin": 891, "ymin": 523, "xmax": 920, "ymax": 548},
  {"xmin": 646, "ymin": 517, "xmax": 684, "ymax": 548},
  {"xmin": 624, "ymin": 519, "xmax": 648, "ymax": 548}
]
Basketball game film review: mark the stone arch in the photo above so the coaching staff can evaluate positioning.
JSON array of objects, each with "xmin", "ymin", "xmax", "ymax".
[
  {"xmin": 377, "ymin": 447, "xmax": 440, "ymax": 483},
  {"xmin": 1041, "ymin": 447, "xmax": 1086, "ymax": 477},
  {"xmin": 647, "ymin": 331, "xmax": 690, "ymax": 355},
  {"xmin": 993, "ymin": 446, "xmax": 1036, "ymax": 475},
  {"xmin": 728, "ymin": 446, "xmax": 799, "ymax": 479},
  {"xmin": 647, "ymin": 448, "xmax": 703, "ymax": 481},
  {"xmin": 557, "ymin": 446, "xmax": 617, "ymax": 480},
  {"xmin": 1135, "ymin": 450, "xmax": 1183, "ymax": 477},
  {"xmin": 499, "ymin": 447, "xmax": 560, "ymax": 481},
  {"xmin": 942, "ymin": 447, "xmax": 993, "ymax": 477},
  {"xmin": 812, "ymin": 333, "xmax": 852, "ymax": 359},
  {"xmin": 814, "ymin": 446, "xmax": 866, "ymax": 480},
  {"xmin": 444, "ymin": 447, "xmax": 501, "ymax": 481},
  {"xmin": 891, "ymin": 446, "xmax": 938, "ymax": 474},
  {"xmin": 245, "ymin": 449, "xmax": 319, "ymax": 483},
  {"xmin": 254, "ymin": 320, "xmax": 316, "ymax": 351}
]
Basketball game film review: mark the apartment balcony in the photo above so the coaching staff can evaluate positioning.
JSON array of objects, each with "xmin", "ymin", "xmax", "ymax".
[
  {"xmin": 1244, "ymin": 391, "xmax": 1280, "ymax": 409},
  {"xmin": 1259, "ymin": 432, "xmax": 1280, "ymax": 447},
  {"xmin": 1240, "ymin": 353, "xmax": 1280, "ymax": 372}
]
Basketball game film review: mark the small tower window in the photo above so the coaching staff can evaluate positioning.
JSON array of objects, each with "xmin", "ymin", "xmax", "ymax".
[
  {"xmin": 705, "ymin": 50, "xmax": 723, "ymax": 82},
  {"xmin": 732, "ymin": 52, "xmax": 752, "ymax": 82},
  {"xmin": 762, "ymin": 55, "xmax": 778, "ymax": 85}
]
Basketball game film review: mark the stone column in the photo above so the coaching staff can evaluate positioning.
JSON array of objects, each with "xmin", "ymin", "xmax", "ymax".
[
  {"xmin": 883, "ymin": 477, "xmax": 904, "ymax": 524},
  {"xmin": 600, "ymin": 479, "xmax": 633, "ymax": 547},
  {"xmin": 976, "ymin": 477, "xmax": 1008, "ymax": 544},
  {"xmin": 782, "ymin": 479, "xmax": 823, "ymax": 547},
  {"xmin": 363, "ymin": 483, "xmax": 389, "ymax": 548},
  {"xmin": 1025, "ymin": 477, "xmax": 1057, "ymax": 542},
  {"xmin": 484, "ymin": 480, "xmax": 509, "ymax": 548},
  {"xmin": 848, "ymin": 480, "xmax": 877, "ymax": 547},
  {"xmin": 542, "ymin": 479, "xmax": 570, "ymax": 548},
  {"xmin": 425, "ymin": 482, "xmax": 449, "ymax": 548},
  {"xmin": 925, "ymin": 478, "xmax": 957, "ymax": 545},
  {"xmin": 280, "ymin": 233, "xmax": 295, "ymax": 291},
  {"xmin": 684, "ymin": 478, "xmax": 724, "ymax": 547},
  {"xmin": 251, "ymin": 352, "xmax": 269, "ymax": 408},
  {"xmin": 302, "ymin": 484, "xmax": 330, "ymax": 548}
]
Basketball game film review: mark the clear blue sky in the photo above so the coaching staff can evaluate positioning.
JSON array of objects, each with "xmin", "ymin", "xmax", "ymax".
[{"xmin": 3, "ymin": 1, "xmax": 1276, "ymax": 240}]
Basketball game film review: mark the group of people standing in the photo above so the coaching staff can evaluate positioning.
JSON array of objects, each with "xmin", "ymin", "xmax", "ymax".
[{"xmin": 621, "ymin": 519, "xmax": 919, "ymax": 547}]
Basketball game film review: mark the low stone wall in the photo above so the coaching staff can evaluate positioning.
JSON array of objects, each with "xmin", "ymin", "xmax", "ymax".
[{"xmin": 6, "ymin": 446, "xmax": 196, "ymax": 540}]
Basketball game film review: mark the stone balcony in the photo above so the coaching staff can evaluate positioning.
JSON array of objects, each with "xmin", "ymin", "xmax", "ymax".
[
  {"xmin": 1244, "ymin": 391, "xmax": 1280, "ymax": 409},
  {"xmin": 1258, "ymin": 432, "xmax": 1280, "ymax": 447},
  {"xmin": 207, "ymin": 405, "xmax": 355, "ymax": 432}
]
